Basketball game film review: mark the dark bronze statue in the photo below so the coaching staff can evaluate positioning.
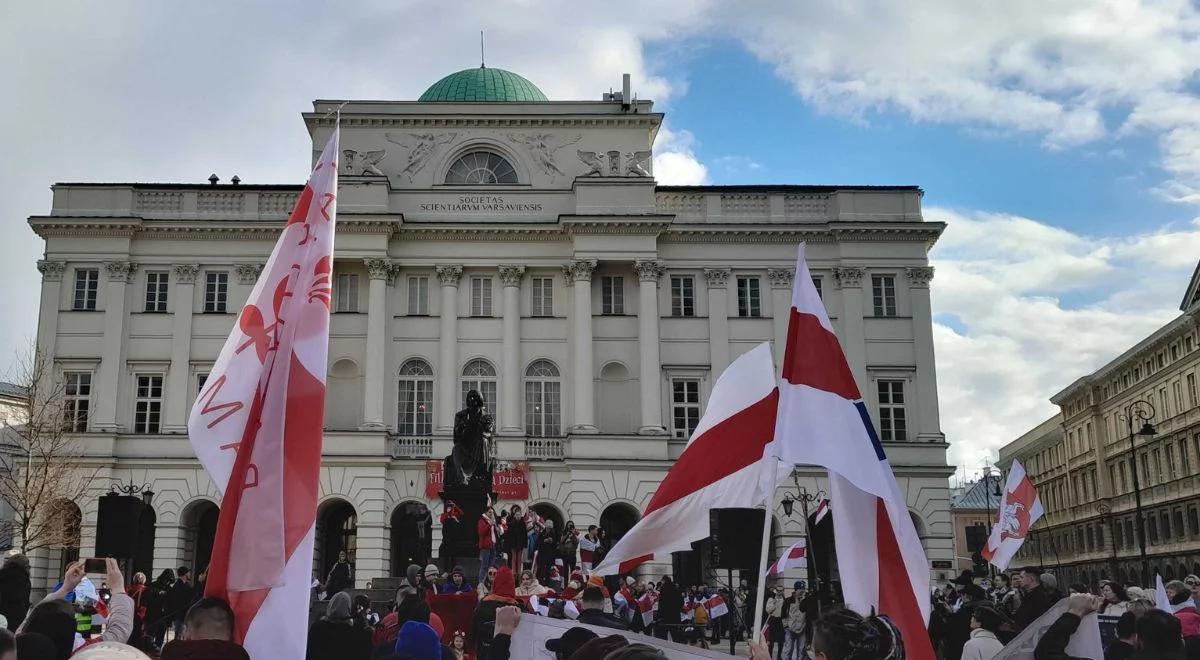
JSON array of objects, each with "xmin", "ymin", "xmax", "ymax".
[{"xmin": 443, "ymin": 389, "xmax": 494, "ymax": 490}]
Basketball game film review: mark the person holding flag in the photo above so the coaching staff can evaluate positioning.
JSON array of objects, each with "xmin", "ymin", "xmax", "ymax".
[
  {"xmin": 982, "ymin": 458, "xmax": 1044, "ymax": 572},
  {"xmin": 187, "ymin": 125, "xmax": 341, "ymax": 660}
]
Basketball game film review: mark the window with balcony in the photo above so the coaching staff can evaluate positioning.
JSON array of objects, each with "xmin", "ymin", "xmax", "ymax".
[
  {"xmin": 525, "ymin": 360, "xmax": 561, "ymax": 437},
  {"xmin": 461, "ymin": 359, "xmax": 497, "ymax": 421},
  {"xmin": 397, "ymin": 359, "xmax": 433, "ymax": 435},
  {"xmin": 133, "ymin": 373, "xmax": 164, "ymax": 434},
  {"xmin": 671, "ymin": 276, "xmax": 695, "ymax": 317},
  {"xmin": 73, "ymin": 269, "xmax": 99, "ymax": 311},
  {"xmin": 144, "ymin": 271, "xmax": 169, "ymax": 312},
  {"xmin": 871, "ymin": 275, "xmax": 897, "ymax": 317},
  {"xmin": 62, "ymin": 371, "xmax": 91, "ymax": 432}
]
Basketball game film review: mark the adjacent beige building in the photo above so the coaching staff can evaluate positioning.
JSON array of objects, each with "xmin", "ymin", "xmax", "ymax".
[
  {"xmin": 1001, "ymin": 264, "xmax": 1200, "ymax": 587},
  {"xmin": 26, "ymin": 66, "xmax": 955, "ymax": 592}
]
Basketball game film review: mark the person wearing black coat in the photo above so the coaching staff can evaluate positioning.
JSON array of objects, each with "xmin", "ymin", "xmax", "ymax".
[
  {"xmin": 167, "ymin": 566, "xmax": 197, "ymax": 640},
  {"xmin": 655, "ymin": 577, "xmax": 684, "ymax": 642},
  {"xmin": 504, "ymin": 506, "xmax": 527, "ymax": 573},
  {"xmin": 535, "ymin": 523, "xmax": 558, "ymax": 584},
  {"xmin": 940, "ymin": 584, "xmax": 990, "ymax": 660},
  {"xmin": 0, "ymin": 553, "xmax": 31, "ymax": 631},
  {"xmin": 1014, "ymin": 567, "xmax": 1059, "ymax": 632},
  {"xmin": 325, "ymin": 550, "xmax": 354, "ymax": 597}
]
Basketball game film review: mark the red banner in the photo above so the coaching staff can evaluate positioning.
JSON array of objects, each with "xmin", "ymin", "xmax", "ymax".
[{"xmin": 425, "ymin": 460, "xmax": 530, "ymax": 500}]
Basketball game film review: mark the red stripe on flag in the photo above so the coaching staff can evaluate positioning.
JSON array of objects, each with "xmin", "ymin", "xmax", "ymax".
[
  {"xmin": 619, "ymin": 554, "xmax": 653, "ymax": 575},
  {"xmin": 641, "ymin": 389, "xmax": 779, "ymax": 518},
  {"xmin": 781, "ymin": 310, "xmax": 861, "ymax": 400},
  {"xmin": 875, "ymin": 499, "xmax": 935, "ymax": 660}
]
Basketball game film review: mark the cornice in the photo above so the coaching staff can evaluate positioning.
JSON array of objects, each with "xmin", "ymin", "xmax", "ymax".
[
  {"xmin": 398, "ymin": 226, "xmax": 564, "ymax": 242},
  {"xmin": 562, "ymin": 218, "xmax": 670, "ymax": 236},
  {"xmin": 660, "ymin": 226, "xmax": 833, "ymax": 244},
  {"xmin": 30, "ymin": 218, "xmax": 140, "ymax": 238},
  {"xmin": 308, "ymin": 115, "xmax": 661, "ymax": 130}
]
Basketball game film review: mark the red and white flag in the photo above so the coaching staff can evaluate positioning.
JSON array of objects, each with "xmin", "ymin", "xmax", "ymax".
[
  {"xmin": 812, "ymin": 498, "xmax": 830, "ymax": 525},
  {"xmin": 764, "ymin": 244, "xmax": 933, "ymax": 660},
  {"xmin": 638, "ymin": 592, "xmax": 658, "ymax": 626},
  {"xmin": 766, "ymin": 538, "xmax": 807, "ymax": 577},
  {"xmin": 188, "ymin": 129, "xmax": 340, "ymax": 659},
  {"xmin": 592, "ymin": 343, "xmax": 779, "ymax": 575},
  {"xmin": 982, "ymin": 459, "xmax": 1044, "ymax": 572},
  {"xmin": 704, "ymin": 594, "xmax": 729, "ymax": 618}
]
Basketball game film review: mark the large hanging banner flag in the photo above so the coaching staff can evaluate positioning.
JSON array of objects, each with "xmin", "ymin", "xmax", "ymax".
[{"xmin": 188, "ymin": 129, "xmax": 340, "ymax": 660}]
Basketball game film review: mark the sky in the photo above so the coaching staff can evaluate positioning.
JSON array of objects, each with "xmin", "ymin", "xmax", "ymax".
[{"xmin": 3, "ymin": 1, "xmax": 1200, "ymax": 480}]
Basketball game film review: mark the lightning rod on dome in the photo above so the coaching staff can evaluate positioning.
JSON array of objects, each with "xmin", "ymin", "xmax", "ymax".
[{"xmin": 480, "ymin": 30, "xmax": 485, "ymax": 68}]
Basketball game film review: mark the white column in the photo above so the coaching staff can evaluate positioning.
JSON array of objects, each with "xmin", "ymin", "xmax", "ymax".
[
  {"xmin": 834, "ymin": 266, "xmax": 868, "ymax": 396},
  {"xmin": 361, "ymin": 259, "xmax": 392, "ymax": 430},
  {"xmin": 93, "ymin": 261, "xmax": 136, "ymax": 432},
  {"xmin": 163, "ymin": 264, "xmax": 198, "ymax": 433},
  {"xmin": 564, "ymin": 259, "xmax": 598, "ymax": 434},
  {"xmin": 435, "ymin": 265, "xmax": 463, "ymax": 433},
  {"xmin": 499, "ymin": 265, "xmax": 526, "ymax": 435},
  {"xmin": 767, "ymin": 268, "xmax": 794, "ymax": 375},
  {"xmin": 906, "ymin": 266, "xmax": 944, "ymax": 443},
  {"xmin": 704, "ymin": 268, "xmax": 731, "ymax": 375},
  {"xmin": 635, "ymin": 260, "xmax": 666, "ymax": 435},
  {"xmin": 34, "ymin": 261, "xmax": 66, "ymax": 368}
]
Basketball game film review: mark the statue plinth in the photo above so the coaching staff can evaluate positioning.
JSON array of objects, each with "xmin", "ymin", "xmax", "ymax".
[
  {"xmin": 437, "ymin": 487, "xmax": 494, "ymax": 571},
  {"xmin": 437, "ymin": 389, "xmax": 496, "ymax": 570}
]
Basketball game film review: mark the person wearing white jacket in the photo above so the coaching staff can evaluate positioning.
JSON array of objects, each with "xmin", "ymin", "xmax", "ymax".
[{"xmin": 961, "ymin": 605, "xmax": 1006, "ymax": 660}]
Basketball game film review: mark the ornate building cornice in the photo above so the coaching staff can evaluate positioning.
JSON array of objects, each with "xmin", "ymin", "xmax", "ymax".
[
  {"xmin": 173, "ymin": 264, "xmax": 200, "ymax": 284},
  {"xmin": 833, "ymin": 266, "xmax": 866, "ymax": 289},
  {"xmin": 563, "ymin": 259, "xmax": 598, "ymax": 284},
  {"xmin": 905, "ymin": 266, "xmax": 935, "ymax": 287},
  {"xmin": 364, "ymin": 258, "xmax": 393, "ymax": 281},
  {"xmin": 498, "ymin": 265, "xmax": 526, "ymax": 287},
  {"xmin": 37, "ymin": 260, "xmax": 66, "ymax": 282},
  {"xmin": 634, "ymin": 260, "xmax": 665, "ymax": 283},
  {"xmin": 103, "ymin": 261, "xmax": 138, "ymax": 283},
  {"xmin": 309, "ymin": 115, "xmax": 661, "ymax": 130},
  {"xmin": 767, "ymin": 267, "xmax": 794, "ymax": 289},
  {"xmin": 702, "ymin": 268, "xmax": 731, "ymax": 288},
  {"xmin": 435, "ymin": 265, "xmax": 463, "ymax": 286},
  {"xmin": 234, "ymin": 264, "xmax": 263, "ymax": 285}
]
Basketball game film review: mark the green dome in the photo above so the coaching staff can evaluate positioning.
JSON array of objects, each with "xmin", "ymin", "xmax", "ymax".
[{"xmin": 419, "ymin": 67, "xmax": 548, "ymax": 102}]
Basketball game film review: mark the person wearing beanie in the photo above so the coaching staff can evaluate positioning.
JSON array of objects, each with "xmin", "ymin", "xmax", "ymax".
[
  {"xmin": 306, "ymin": 591, "xmax": 372, "ymax": 660},
  {"xmin": 440, "ymin": 566, "xmax": 474, "ymax": 595},
  {"xmin": 406, "ymin": 564, "xmax": 423, "ymax": 590},
  {"xmin": 960, "ymin": 603, "xmax": 1006, "ymax": 660},
  {"xmin": 394, "ymin": 621, "xmax": 442, "ymax": 660},
  {"xmin": 472, "ymin": 568, "xmax": 526, "ymax": 660}
]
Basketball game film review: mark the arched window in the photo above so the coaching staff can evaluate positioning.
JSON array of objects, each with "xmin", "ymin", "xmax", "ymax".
[
  {"xmin": 445, "ymin": 151, "xmax": 518, "ymax": 185},
  {"xmin": 461, "ymin": 359, "xmax": 498, "ymax": 422},
  {"xmin": 397, "ymin": 359, "xmax": 434, "ymax": 435},
  {"xmin": 525, "ymin": 360, "xmax": 561, "ymax": 437}
]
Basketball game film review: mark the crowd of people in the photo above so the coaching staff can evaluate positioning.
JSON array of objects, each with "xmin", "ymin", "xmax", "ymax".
[{"xmin": 931, "ymin": 565, "xmax": 1200, "ymax": 659}]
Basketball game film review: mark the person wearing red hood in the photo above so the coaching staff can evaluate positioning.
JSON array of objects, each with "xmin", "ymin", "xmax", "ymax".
[
  {"xmin": 471, "ymin": 568, "xmax": 527, "ymax": 660},
  {"xmin": 160, "ymin": 597, "xmax": 250, "ymax": 660}
]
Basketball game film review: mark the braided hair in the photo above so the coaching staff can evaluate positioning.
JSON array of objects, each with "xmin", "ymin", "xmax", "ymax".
[{"xmin": 812, "ymin": 607, "xmax": 905, "ymax": 660}]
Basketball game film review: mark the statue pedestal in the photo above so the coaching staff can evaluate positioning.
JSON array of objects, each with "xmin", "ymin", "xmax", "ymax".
[{"xmin": 438, "ymin": 487, "xmax": 493, "ymax": 576}]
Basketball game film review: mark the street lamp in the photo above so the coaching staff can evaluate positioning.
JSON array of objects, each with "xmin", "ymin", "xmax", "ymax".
[
  {"xmin": 779, "ymin": 477, "xmax": 826, "ymax": 599},
  {"xmin": 108, "ymin": 479, "xmax": 154, "ymax": 506},
  {"xmin": 980, "ymin": 466, "xmax": 1002, "ymax": 579},
  {"xmin": 1119, "ymin": 399, "xmax": 1156, "ymax": 585}
]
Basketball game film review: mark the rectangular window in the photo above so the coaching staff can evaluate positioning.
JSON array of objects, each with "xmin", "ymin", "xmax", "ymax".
[
  {"xmin": 1176, "ymin": 381, "xmax": 1186, "ymax": 412},
  {"xmin": 1189, "ymin": 373, "xmax": 1197, "ymax": 408},
  {"xmin": 1175, "ymin": 510, "xmax": 1185, "ymax": 539},
  {"xmin": 871, "ymin": 275, "xmax": 897, "ymax": 317},
  {"xmin": 1191, "ymin": 508, "xmax": 1200, "ymax": 536},
  {"xmin": 671, "ymin": 378, "xmax": 701, "ymax": 439},
  {"xmin": 1188, "ymin": 336, "xmax": 1195, "ymax": 352},
  {"xmin": 736, "ymin": 276, "xmax": 762, "ymax": 317},
  {"xmin": 470, "ymin": 277, "xmax": 493, "ymax": 317},
  {"xmin": 1182, "ymin": 439, "xmax": 1192, "ymax": 474},
  {"xmin": 877, "ymin": 380, "xmax": 907, "ymax": 442},
  {"xmin": 1160, "ymin": 387, "xmax": 1170, "ymax": 417},
  {"xmin": 334, "ymin": 273, "xmax": 359, "ymax": 313},
  {"xmin": 73, "ymin": 269, "xmax": 99, "ymax": 311},
  {"xmin": 671, "ymin": 276, "xmax": 695, "ymax": 317},
  {"xmin": 62, "ymin": 371, "xmax": 91, "ymax": 432},
  {"xmin": 525, "ymin": 379, "xmax": 561, "ymax": 438},
  {"xmin": 1167, "ymin": 444, "xmax": 1177, "ymax": 479},
  {"xmin": 133, "ymin": 373, "xmax": 164, "ymax": 434},
  {"xmin": 1142, "ymin": 453, "xmax": 1151, "ymax": 484},
  {"xmin": 601, "ymin": 276, "xmax": 625, "ymax": 315},
  {"xmin": 1154, "ymin": 448, "xmax": 1163, "ymax": 482},
  {"xmin": 1125, "ymin": 519, "xmax": 1135, "ymax": 547},
  {"xmin": 1109, "ymin": 465, "xmax": 1117, "ymax": 494},
  {"xmin": 1162, "ymin": 511, "xmax": 1172, "ymax": 540},
  {"xmin": 531, "ymin": 277, "xmax": 553, "ymax": 317},
  {"xmin": 812, "ymin": 277, "xmax": 823, "ymax": 299},
  {"xmin": 144, "ymin": 271, "xmax": 169, "ymax": 312},
  {"xmin": 204, "ymin": 272, "xmax": 228, "ymax": 313},
  {"xmin": 1149, "ymin": 515, "xmax": 1159, "ymax": 543},
  {"xmin": 407, "ymin": 276, "xmax": 429, "ymax": 315},
  {"xmin": 197, "ymin": 373, "xmax": 209, "ymax": 394}
]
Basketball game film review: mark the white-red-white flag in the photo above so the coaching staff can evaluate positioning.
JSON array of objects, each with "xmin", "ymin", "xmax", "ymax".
[
  {"xmin": 705, "ymin": 594, "xmax": 729, "ymax": 618},
  {"xmin": 763, "ymin": 244, "xmax": 933, "ymax": 660},
  {"xmin": 592, "ymin": 343, "xmax": 779, "ymax": 575},
  {"xmin": 812, "ymin": 498, "xmax": 830, "ymax": 525},
  {"xmin": 982, "ymin": 459, "xmax": 1044, "ymax": 572},
  {"xmin": 766, "ymin": 538, "xmax": 807, "ymax": 577},
  {"xmin": 188, "ymin": 128, "xmax": 339, "ymax": 659}
]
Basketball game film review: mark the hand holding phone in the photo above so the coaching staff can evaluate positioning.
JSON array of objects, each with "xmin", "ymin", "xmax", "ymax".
[{"xmin": 84, "ymin": 558, "xmax": 108, "ymax": 574}]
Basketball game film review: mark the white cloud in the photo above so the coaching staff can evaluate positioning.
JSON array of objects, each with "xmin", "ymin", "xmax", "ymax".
[
  {"xmin": 927, "ymin": 206, "xmax": 1200, "ymax": 474},
  {"xmin": 653, "ymin": 125, "xmax": 710, "ymax": 185}
]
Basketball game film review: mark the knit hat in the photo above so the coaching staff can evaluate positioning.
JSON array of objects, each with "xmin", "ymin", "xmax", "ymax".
[
  {"xmin": 425, "ymin": 563, "xmax": 440, "ymax": 579},
  {"xmin": 491, "ymin": 567, "xmax": 516, "ymax": 599},
  {"xmin": 451, "ymin": 565, "xmax": 465, "ymax": 577},
  {"xmin": 323, "ymin": 591, "xmax": 352, "ymax": 623},
  {"xmin": 407, "ymin": 564, "xmax": 422, "ymax": 585},
  {"xmin": 395, "ymin": 621, "xmax": 443, "ymax": 660},
  {"xmin": 793, "ymin": 580, "xmax": 805, "ymax": 590}
]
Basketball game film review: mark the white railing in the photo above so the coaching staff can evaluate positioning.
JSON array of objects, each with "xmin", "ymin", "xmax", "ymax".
[
  {"xmin": 391, "ymin": 436, "xmax": 433, "ymax": 459},
  {"xmin": 525, "ymin": 438, "xmax": 565, "ymax": 460}
]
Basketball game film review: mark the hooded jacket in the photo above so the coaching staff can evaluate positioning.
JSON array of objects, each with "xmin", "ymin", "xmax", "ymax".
[{"xmin": 308, "ymin": 593, "xmax": 372, "ymax": 660}]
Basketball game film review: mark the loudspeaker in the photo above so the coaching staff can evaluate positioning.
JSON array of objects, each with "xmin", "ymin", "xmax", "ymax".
[
  {"xmin": 95, "ymin": 495, "xmax": 144, "ymax": 559},
  {"xmin": 709, "ymin": 508, "xmax": 766, "ymax": 570},
  {"xmin": 965, "ymin": 524, "xmax": 988, "ymax": 553}
]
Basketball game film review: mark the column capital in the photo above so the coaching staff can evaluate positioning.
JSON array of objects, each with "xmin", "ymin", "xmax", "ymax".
[
  {"xmin": 905, "ymin": 265, "xmax": 935, "ymax": 288},
  {"xmin": 634, "ymin": 259, "xmax": 666, "ymax": 283},
  {"xmin": 833, "ymin": 266, "xmax": 866, "ymax": 289},
  {"xmin": 234, "ymin": 263, "xmax": 264, "ymax": 285},
  {"xmin": 766, "ymin": 267, "xmax": 794, "ymax": 289},
  {"xmin": 498, "ymin": 265, "xmax": 526, "ymax": 287},
  {"xmin": 37, "ymin": 260, "xmax": 67, "ymax": 282},
  {"xmin": 436, "ymin": 264, "xmax": 463, "ymax": 286},
  {"xmin": 563, "ymin": 259, "xmax": 598, "ymax": 283},
  {"xmin": 364, "ymin": 258, "xmax": 393, "ymax": 281},
  {"xmin": 703, "ymin": 268, "xmax": 731, "ymax": 288},
  {"xmin": 173, "ymin": 264, "xmax": 200, "ymax": 284},
  {"xmin": 103, "ymin": 261, "xmax": 138, "ymax": 283}
]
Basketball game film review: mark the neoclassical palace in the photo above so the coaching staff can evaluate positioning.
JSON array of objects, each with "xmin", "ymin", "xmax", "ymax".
[{"xmin": 27, "ymin": 66, "xmax": 953, "ymax": 592}]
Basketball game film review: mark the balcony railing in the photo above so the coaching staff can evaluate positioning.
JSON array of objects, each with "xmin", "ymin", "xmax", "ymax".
[
  {"xmin": 525, "ymin": 438, "xmax": 565, "ymax": 460},
  {"xmin": 391, "ymin": 436, "xmax": 433, "ymax": 459}
]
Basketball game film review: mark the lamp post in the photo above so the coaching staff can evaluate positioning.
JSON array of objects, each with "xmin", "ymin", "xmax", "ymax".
[
  {"xmin": 1119, "ymin": 399, "xmax": 1157, "ymax": 584},
  {"xmin": 981, "ymin": 466, "xmax": 1002, "ymax": 580},
  {"xmin": 1098, "ymin": 501, "xmax": 1118, "ymax": 583},
  {"xmin": 106, "ymin": 479, "xmax": 154, "ymax": 578},
  {"xmin": 781, "ymin": 480, "xmax": 826, "ymax": 601}
]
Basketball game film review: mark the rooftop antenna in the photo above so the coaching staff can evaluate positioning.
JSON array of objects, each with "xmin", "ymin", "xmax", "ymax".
[{"xmin": 480, "ymin": 30, "xmax": 485, "ymax": 68}]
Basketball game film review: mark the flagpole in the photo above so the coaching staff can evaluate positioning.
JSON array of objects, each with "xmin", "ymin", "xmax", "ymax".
[{"xmin": 752, "ymin": 458, "xmax": 779, "ymax": 643}]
